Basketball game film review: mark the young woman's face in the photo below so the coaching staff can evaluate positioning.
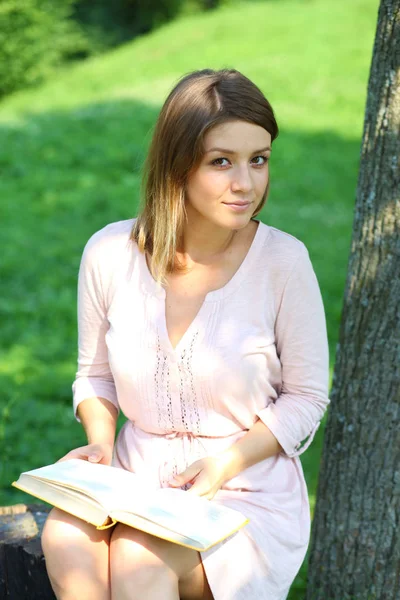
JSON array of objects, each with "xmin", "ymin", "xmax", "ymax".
[{"xmin": 185, "ymin": 120, "xmax": 272, "ymax": 229}]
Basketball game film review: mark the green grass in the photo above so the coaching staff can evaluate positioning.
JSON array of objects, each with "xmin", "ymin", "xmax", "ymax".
[{"xmin": 0, "ymin": 0, "xmax": 379, "ymax": 596}]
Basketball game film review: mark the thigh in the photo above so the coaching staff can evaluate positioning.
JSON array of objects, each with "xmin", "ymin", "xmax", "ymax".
[
  {"xmin": 41, "ymin": 508, "xmax": 112, "ymax": 598},
  {"xmin": 109, "ymin": 524, "xmax": 214, "ymax": 599},
  {"xmin": 178, "ymin": 558, "xmax": 214, "ymax": 600},
  {"xmin": 42, "ymin": 507, "xmax": 113, "ymax": 550}
]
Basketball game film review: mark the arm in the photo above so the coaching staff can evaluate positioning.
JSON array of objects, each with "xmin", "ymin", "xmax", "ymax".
[
  {"xmin": 58, "ymin": 397, "xmax": 118, "ymax": 465},
  {"xmin": 72, "ymin": 232, "xmax": 120, "ymax": 422},
  {"xmin": 255, "ymin": 242, "xmax": 331, "ymax": 458},
  {"xmin": 215, "ymin": 243, "xmax": 330, "ymax": 467},
  {"xmin": 58, "ymin": 232, "xmax": 121, "ymax": 466},
  {"xmin": 77, "ymin": 397, "xmax": 118, "ymax": 446},
  {"xmin": 213, "ymin": 418, "xmax": 283, "ymax": 480},
  {"xmin": 169, "ymin": 419, "xmax": 282, "ymax": 498}
]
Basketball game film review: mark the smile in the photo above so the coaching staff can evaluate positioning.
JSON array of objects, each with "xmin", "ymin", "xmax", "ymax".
[{"xmin": 222, "ymin": 202, "xmax": 252, "ymax": 212}]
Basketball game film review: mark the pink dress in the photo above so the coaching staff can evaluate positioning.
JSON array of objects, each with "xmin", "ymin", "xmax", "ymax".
[{"xmin": 72, "ymin": 217, "xmax": 330, "ymax": 600}]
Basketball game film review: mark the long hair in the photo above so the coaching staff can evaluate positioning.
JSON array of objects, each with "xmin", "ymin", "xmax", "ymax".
[{"xmin": 131, "ymin": 68, "xmax": 279, "ymax": 285}]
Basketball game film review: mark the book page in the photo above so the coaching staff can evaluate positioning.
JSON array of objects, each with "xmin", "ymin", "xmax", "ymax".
[
  {"xmin": 20, "ymin": 459, "xmax": 146, "ymax": 512},
  {"xmin": 109, "ymin": 510, "xmax": 203, "ymax": 551},
  {"xmin": 113, "ymin": 487, "xmax": 249, "ymax": 549},
  {"xmin": 12, "ymin": 477, "xmax": 109, "ymax": 527}
]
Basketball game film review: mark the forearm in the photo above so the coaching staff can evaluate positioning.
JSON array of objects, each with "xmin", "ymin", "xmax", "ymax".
[
  {"xmin": 77, "ymin": 397, "xmax": 118, "ymax": 446},
  {"xmin": 215, "ymin": 418, "xmax": 283, "ymax": 481}
]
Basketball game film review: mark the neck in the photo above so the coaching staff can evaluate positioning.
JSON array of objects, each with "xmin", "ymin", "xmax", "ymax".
[{"xmin": 177, "ymin": 215, "xmax": 239, "ymax": 267}]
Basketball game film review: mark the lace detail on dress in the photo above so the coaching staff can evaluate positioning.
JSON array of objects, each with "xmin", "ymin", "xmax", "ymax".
[
  {"xmin": 179, "ymin": 330, "xmax": 201, "ymax": 434},
  {"xmin": 178, "ymin": 358, "xmax": 189, "ymax": 430},
  {"xmin": 155, "ymin": 333, "xmax": 174, "ymax": 430},
  {"xmin": 158, "ymin": 430, "xmax": 208, "ymax": 489},
  {"xmin": 153, "ymin": 329, "xmax": 204, "ymax": 487}
]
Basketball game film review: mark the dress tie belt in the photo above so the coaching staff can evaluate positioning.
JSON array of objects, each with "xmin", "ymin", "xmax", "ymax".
[
  {"xmin": 155, "ymin": 430, "xmax": 207, "ymax": 489},
  {"xmin": 164, "ymin": 430, "xmax": 195, "ymax": 440}
]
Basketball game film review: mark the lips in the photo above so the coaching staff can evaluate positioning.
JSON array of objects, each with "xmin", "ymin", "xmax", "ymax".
[{"xmin": 223, "ymin": 202, "xmax": 251, "ymax": 206}]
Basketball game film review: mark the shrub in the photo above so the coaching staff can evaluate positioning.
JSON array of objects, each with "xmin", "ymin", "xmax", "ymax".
[{"xmin": 0, "ymin": 0, "xmax": 88, "ymax": 97}]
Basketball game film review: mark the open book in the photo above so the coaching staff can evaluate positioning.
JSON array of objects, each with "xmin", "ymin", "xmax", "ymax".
[{"xmin": 12, "ymin": 459, "xmax": 249, "ymax": 551}]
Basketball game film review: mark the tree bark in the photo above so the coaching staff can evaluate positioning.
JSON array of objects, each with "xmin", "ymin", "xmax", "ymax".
[
  {"xmin": 0, "ymin": 504, "xmax": 55, "ymax": 600},
  {"xmin": 306, "ymin": 1, "xmax": 400, "ymax": 599}
]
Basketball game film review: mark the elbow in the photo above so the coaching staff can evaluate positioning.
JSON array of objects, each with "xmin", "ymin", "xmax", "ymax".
[
  {"xmin": 256, "ymin": 391, "xmax": 331, "ymax": 459},
  {"xmin": 72, "ymin": 376, "xmax": 119, "ymax": 423}
]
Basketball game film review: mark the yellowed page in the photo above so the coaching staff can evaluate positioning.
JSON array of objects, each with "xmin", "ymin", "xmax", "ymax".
[
  {"xmin": 12, "ymin": 477, "xmax": 108, "ymax": 527},
  {"xmin": 112, "ymin": 488, "xmax": 249, "ymax": 550}
]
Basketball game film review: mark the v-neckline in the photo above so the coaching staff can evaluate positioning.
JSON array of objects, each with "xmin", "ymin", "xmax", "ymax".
[{"xmin": 139, "ymin": 219, "xmax": 266, "ymax": 355}]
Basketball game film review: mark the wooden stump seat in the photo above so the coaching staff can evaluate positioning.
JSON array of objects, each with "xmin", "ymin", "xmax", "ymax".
[{"xmin": 0, "ymin": 504, "xmax": 55, "ymax": 599}]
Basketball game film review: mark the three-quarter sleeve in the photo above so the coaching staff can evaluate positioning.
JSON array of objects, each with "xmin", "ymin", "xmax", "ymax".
[
  {"xmin": 257, "ymin": 243, "xmax": 330, "ymax": 457},
  {"xmin": 72, "ymin": 234, "xmax": 119, "ymax": 422}
]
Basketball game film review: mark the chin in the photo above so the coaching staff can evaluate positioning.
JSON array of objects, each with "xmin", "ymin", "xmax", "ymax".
[
  {"xmin": 222, "ymin": 217, "xmax": 254, "ymax": 234},
  {"xmin": 225, "ymin": 210, "xmax": 255, "ymax": 223}
]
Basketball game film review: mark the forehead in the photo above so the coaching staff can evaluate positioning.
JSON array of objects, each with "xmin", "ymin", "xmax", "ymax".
[{"xmin": 204, "ymin": 120, "xmax": 271, "ymax": 151}]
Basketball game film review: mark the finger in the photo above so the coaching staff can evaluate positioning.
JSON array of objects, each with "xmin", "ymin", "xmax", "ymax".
[
  {"xmin": 186, "ymin": 483, "xmax": 210, "ymax": 497},
  {"xmin": 88, "ymin": 451, "xmax": 102, "ymax": 462},
  {"xmin": 185, "ymin": 474, "xmax": 210, "ymax": 497},
  {"xmin": 56, "ymin": 450, "xmax": 81, "ymax": 463},
  {"xmin": 169, "ymin": 463, "xmax": 201, "ymax": 487},
  {"xmin": 57, "ymin": 447, "xmax": 102, "ymax": 463}
]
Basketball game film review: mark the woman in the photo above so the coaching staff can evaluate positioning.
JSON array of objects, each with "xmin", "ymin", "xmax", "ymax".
[{"xmin": 42, "ymin": 68, "xmax": 330, "ymax": 600}]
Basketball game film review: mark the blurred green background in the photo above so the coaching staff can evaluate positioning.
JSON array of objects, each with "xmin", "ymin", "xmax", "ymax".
[{"xmin": 0, "ymin": 0, "xmax": 379, "ymax": 595}]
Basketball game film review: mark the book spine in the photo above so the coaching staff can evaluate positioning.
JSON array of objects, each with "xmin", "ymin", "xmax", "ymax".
[{"xmin": 96, "ymin": 517, "xmax": 117, "ymax": 530}]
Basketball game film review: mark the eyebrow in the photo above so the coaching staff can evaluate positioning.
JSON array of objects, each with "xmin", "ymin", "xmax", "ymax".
[{"xmin": 205, "ymin": 146, "xmax": 272, "ymax": 154}]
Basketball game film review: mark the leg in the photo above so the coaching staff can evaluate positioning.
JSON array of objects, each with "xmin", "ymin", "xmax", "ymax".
[
  {"xmin": 41, "ymin": 507, "xmax": 112, "ymax": 600},
  {"xmin": 109, "ymin": 524, "xmax": 214, "ymax": 600},
  {"xmin": 179, "ymin": 557, "xmax": 214, "ymax": 600}
]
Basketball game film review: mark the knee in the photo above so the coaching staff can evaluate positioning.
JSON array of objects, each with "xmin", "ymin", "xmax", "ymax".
[
  {"xmin": 41, "ymin": 507, "xmax": 111, "ymax": 560},
  {"xmin": 42, "ymin": 508, "xmax": 79, "ymax": 557},
  {"xmin": 109, "ymin": 525, "xmax": 177, "ymax": 588}
]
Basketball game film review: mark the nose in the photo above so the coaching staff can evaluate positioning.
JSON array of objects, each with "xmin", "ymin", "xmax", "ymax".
[{"xmin": 230, "ymin": 164, "xmax": 253, "ymax": 193}]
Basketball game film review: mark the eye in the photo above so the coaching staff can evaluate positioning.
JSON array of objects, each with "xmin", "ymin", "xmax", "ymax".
[
  {"xmin": 210, "ymin": 155, "xmax": 269, "ymax": 168},
  {"xmin": 251, "ymin": 155, "xmax": 269, "ymax": 166},
  {"xmin": 211, "ymin": 157, "xmax": 230, "ymax": 167}
]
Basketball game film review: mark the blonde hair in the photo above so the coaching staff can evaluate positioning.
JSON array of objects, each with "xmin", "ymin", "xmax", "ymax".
[{"xmin": 131, "ymin": 68, "xmax": 279, "ymax": 285}]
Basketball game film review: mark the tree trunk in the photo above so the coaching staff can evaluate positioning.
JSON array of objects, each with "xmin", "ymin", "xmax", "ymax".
[
  {"xmin": 306, "ymin": 1, "xmax": 400, "ymax": 598},
  {"xmin": 0, "ymin": 504, "xmax": 55, "ymax": 599}
]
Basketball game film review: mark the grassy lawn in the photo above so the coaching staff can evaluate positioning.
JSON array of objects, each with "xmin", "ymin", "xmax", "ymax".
[{"xmin": 0, "ymin": 0, "xmax": 379, "ymax": 595}]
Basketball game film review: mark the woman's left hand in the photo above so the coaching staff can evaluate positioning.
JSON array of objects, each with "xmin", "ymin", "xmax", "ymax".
[{"xmin": 168, "ymin": 456, "xmax": 232, "ymax": 500}]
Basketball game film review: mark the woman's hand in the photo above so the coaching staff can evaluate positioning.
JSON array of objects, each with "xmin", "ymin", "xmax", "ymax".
[
  {"xmin": 168, "ymin": 456, "xmax": 232, "ymax": 500},
  {"xmin": 56, "ymin": 442, "xmax": 114, "ymax": 466}
]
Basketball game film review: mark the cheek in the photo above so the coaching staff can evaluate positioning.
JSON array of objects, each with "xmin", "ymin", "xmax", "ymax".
[
  {"xmin": 255, "ymin": 168, "xmax": 269, "ymax": 191},
  {"xmin": 187, "ymin": 171, "xmax": 229, "ymax": 203}
]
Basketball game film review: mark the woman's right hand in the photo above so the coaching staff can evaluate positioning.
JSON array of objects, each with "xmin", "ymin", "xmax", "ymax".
[{"xmin": 56, "ymin": 442, "xmax": 114, "ymax": 466}]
